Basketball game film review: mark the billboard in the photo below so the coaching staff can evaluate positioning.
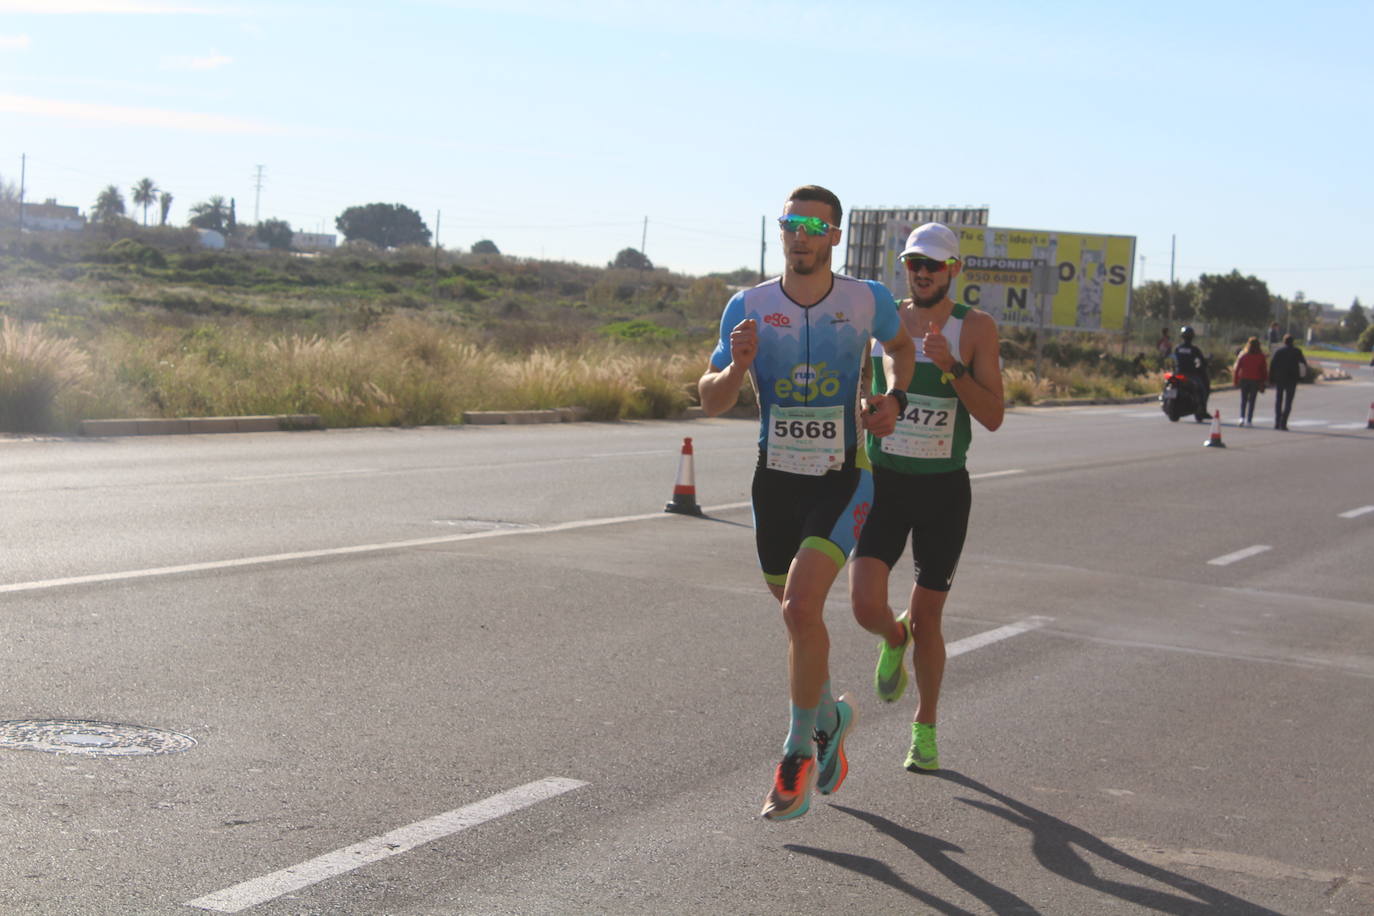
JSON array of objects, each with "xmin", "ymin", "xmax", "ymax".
[
  {"xmin": 844, "ymin": 207, "xmax": 989, "ymax": 283},
  {"xmin": 879, "ymin": 222, "xmax": 1136, "ymax": 332}
]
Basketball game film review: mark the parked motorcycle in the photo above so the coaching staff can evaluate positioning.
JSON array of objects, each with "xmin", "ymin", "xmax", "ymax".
[{"xmin": 1160, "ymin": 373, "xmax": 1209, "ymax": 422}]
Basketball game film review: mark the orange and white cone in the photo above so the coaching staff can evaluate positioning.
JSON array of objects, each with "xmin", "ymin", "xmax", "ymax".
[
  {"xmin": 1203, "ymin": 410, "xmax": 1227, "ymax": 448},
  {"xmin": 664, "ymin": 437, "xmax": 705, "ymax": 516},
  {"xmin": 1366, "ymin": 402, "xmax": 1373, "ymax": 430}
]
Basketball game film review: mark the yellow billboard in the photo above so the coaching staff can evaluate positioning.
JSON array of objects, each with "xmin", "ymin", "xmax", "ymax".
[{"xmin": 882, "ymin": 222, "xmax": 1136, "ymax": 331}]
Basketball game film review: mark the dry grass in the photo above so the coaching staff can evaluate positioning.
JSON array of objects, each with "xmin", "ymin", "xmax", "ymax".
[
  {"xmin": 20, "ymin": 314, "xmax": 704, "ymax": 432},
  {"xmin": 0, "ymin": 316, "xmax": 95, "ymax": 431}
]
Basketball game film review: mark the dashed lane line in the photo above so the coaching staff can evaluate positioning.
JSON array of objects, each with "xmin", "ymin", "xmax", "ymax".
[
  {"xmin": 1207, "ymin": 545, "xmax": 1272, "ymax": 566},
  {"xmin": 1339, "ymin": 505, "xmax": 1374, "ymax": 519},
  {"xmin": 947, "ymin": 616, "xmax": 1052, "ymax": 657},
  {"xmin": 184, "ymin": 777, "xmax": 587, "ymax": 913}
]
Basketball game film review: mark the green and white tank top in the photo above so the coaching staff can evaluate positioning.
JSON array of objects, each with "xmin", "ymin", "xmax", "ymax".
[{"xmin": 867, "ymin": 303, "xmax": 973, "ymax": 475}]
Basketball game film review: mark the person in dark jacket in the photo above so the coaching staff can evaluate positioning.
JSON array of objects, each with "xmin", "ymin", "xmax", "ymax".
[
  {"xmin": 1267, "ymin": 334, "xmax": 1309, "ymax": 430},
  {"xmin": 1172, "ymin": 326, "xmax": 1210, "ymax": 421}
]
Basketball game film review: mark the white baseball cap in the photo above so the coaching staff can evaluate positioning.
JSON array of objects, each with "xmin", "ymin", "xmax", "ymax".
[{"xmin": 899, "ymin": 223, "xmax": 960, "ymax": 262}]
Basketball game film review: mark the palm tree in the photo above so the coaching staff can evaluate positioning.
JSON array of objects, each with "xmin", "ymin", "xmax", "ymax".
[
  {"xmin": 131, "ymin": 177, "xmax": 158, "ymax": 226},
  {"xmin": 158, "ymin": 190, "xmax": 174, "ymax": 226},
  {"xmin": 92, "ymin": 185, "xmax": 126, "ymax": 225}
]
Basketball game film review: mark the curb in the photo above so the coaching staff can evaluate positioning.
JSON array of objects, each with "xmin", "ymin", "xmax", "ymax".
[
  {"xmin": 80, "ymin": 414, "xmax": 322, "ymax": 437},
  {"xmin": 462, "ymin": 407, "xmax": 589, "ymax": 425}
]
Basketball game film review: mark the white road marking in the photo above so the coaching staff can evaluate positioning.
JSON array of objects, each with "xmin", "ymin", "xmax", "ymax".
[
  {"xmin": 971, "ymin": 469, "xmax": 1024, "ymax": 480},
  {"xmin": 1339, "ymin": 505, "xmax": 1374, "ymax": 519},
  {"xmin": 947, "ymin": 616, "xmax": 1052, "ymax": 657},
  {"xmin": 1286, "ymin": 419, "xmax": 1327, "ymax": 427},
  {"xmin": 1330, "ymin": 422, "xmax": 1370, "ymax": 430},
  {"xmin": 0, "ymin": 507, "xmax": 737, "ymax": 595},
  {"xmin": 184, "ymin": 777, "xmax": 587, "ymax": 913},
  {"xmin": 1207, "ymin": 545, "xmax": 1272, "ymax": 566}
]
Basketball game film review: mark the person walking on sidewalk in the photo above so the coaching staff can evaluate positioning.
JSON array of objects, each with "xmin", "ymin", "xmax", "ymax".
[
  {"xmin": 1231, "ymin": 337, "xmax": 1268, "ymax": 427},
  {"xmin": 698, "ymin": 184, "xmax": 915, "ymax": 821},
  {"xmin": 849, "ymin": 223, "xmax": 1004, "ymax": 774},
  {"xmin": 1268, "ymin": 334, "xmax": 1309, "ymax": 430}
]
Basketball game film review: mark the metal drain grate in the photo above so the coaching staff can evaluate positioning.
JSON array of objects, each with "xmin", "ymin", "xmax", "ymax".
[{"xmin": 0, "ymin": 719, "xmax": 197, "ymax": 757}]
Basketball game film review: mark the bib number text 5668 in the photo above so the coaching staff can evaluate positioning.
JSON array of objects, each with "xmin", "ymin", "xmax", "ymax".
[{"xmin": 772, "ymin": 420, "xmax": 838, "ymax": 440}]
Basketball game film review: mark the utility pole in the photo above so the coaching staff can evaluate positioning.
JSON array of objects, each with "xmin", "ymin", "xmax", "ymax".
[
  {"xmin": 1167, "ymin": 234, "xmax": 1176, "ymax": 329},
  {"xmin": 18, "ymin": 152, "xmax": 26, "ymax": 237},
  {"xmin": 432, "ymin": 210, "xmax": 441, "ymax": 303},
  {"xmin": 639, "ymin": 216, "xmax": 649, "ymax": 283},
  {"xmin": 252, "ymin": 164, "xmax": 264, "ymax": 224},
  {"xmin": 759, "ymin": 215, "xmax": 766, "ymax": 282}
]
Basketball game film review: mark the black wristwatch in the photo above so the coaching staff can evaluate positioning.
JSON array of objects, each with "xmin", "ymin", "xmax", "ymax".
[
  {"xmin": 884, "ymin": 387, "xmax": 909, "ymax": 413},
  {"xmin": 940, "ymin": 362, "xmax": 967, "ymax": 384}
]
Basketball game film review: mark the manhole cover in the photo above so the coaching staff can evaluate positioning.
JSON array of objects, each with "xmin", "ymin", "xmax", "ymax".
[{"xmin": 0, "ymin": 719, "xmax": 197, "ymax": 757}]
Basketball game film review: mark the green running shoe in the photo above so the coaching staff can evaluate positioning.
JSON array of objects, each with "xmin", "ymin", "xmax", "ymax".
[
  {"xmin": 905, "ymin": 722, "xmax": 939, "ymax": 772},
  {"xmin": 814, "ymin": 694, "xmax": 855, "ymax": 796},
  {"xmin": 874, "ymin": 612, "xmax": 910, "ymax": 703}
]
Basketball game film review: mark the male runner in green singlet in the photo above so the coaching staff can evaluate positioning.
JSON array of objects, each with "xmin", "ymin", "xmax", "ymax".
[
  {"xmin": 849, "ymin": 222, "xmax": 1004, "ymax": 773},
  {"xmin": 699, "ymin": 185, "xmax": 914, "ymax": 820}
]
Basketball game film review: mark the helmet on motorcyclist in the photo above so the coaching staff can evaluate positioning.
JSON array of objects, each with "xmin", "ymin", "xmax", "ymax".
[{"xmin": 1180, "ymin": 326, "xmax": 1195, "ymax": 342}]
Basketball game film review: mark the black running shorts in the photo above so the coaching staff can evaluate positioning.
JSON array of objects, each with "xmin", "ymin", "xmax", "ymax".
[
  {"xmin": 854, "ymin": 466, "xmax": 971, "ymax": 592},
  {"xmin": 751, "ymin": 460, "xmax": 870, "ymax": 587}
]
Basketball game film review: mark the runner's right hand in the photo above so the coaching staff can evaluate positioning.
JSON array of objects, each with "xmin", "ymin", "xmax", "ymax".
[{"xmin": 730, "ymin": 318, "xmax": 758, "ymax": 370}]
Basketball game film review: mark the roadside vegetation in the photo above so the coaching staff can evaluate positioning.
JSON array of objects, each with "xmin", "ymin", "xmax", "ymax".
[{"xmin": 0, "ymin": 228, "xmax": 1336, "ymax": 433}]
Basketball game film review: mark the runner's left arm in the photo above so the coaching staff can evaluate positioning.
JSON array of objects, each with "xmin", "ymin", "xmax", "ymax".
[{"xmin": 954, "ymin": 310, "xmax": 1005, "ymax": 432}]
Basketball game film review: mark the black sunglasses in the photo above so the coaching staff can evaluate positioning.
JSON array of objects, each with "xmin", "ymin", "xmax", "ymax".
[{"xmin": 903, "ymin": 255, "xmax": 952, "ymax": 273}]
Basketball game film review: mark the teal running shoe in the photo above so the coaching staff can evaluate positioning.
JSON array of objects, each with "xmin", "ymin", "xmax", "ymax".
[
  {"xmin": 814, "ymin": 694, "xmax": 855, "ymax": 795},
  {"xmin": 874, "ymin": 612, "xmax": 910, "ymax": 703},
  {"xmin": 905, "ymin": 722, "xmax": 939, "ymax": 772}
]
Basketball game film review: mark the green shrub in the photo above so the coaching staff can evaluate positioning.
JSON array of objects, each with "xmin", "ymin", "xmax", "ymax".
[{"xmin": 107, "ymin": 238, "xmax": 167, "ymax": 268}]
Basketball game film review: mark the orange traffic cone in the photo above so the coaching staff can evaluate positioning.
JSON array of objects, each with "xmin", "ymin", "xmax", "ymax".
[
  {"xmin": 1366, "ymin": 402, "xmax": 1373, "ymax": 430},
  {"xmin": 664, "ymin": 437, "xmax": 705, "ymax": 516},
  {"xmin": 1203, "ymin": 410, "xmax": 1226, "ymax": 448}
]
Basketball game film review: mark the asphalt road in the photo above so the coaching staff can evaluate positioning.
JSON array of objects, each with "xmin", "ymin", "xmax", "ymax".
[{"xmin": 2, "ymin": 369, "xmax": 1372, "ymax": 915}]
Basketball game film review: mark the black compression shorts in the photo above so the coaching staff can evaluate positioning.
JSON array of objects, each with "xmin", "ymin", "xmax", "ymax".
[
  {"xmin": 854, "ymin": 466, "xmax": 970, "ymax": 592},
  {"xmin": 751, "ymin": 461, "xmax": 870, "ymax": 587}
]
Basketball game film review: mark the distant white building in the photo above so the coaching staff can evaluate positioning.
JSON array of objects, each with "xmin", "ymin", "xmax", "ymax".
[
  {"xmin": 24, "ymin": 199, "xmax": 85, "ymax": 232},
  {"xmin": 292, "ymin": 232, "xmax": 337, "ymax": 251},
  {"xmin": 196, "ymin": 229, "xmax": 226, "ymax": 249}
]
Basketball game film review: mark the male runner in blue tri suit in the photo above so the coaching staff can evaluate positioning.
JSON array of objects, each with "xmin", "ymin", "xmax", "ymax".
[{"xmin": 699, "ymin": 185, "xmax": 915, "ymax": 821}]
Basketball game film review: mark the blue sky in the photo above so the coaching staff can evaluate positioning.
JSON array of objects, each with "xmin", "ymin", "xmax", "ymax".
[{"xmin": 2, "ymin": 0, "xmax": 1371, "ymax": 308}]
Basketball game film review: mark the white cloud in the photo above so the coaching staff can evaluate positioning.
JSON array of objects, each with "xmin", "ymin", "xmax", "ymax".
[
  {"xmin": 0, "ymin": 93, "xmax": 281, "ymax": 134},
  {"xmin": 0, "ymin": 1, "xmax": 220, "ymax": 12},
  {"xmin": 0, "ymin": 34, "xmax": 32, "ymax": 49},
  {"xmin": 160, "ymin": 51, "xmax": 233, "ymax": 70}
]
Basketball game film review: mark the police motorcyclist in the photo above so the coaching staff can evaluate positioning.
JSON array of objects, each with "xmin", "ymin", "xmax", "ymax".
[{"xmin": 1173, "ymin": 326, "xmax": 1210, "ymax": 421}]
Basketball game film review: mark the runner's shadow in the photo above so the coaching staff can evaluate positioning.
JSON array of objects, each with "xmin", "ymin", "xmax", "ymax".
[
  {"xmin": 935, "ymin": 770, "xmax": 1284, "ymax": 914},
  {"xmin": 781, "ymin": 843, "xmax": 982, "ymax": 915},
  {"xmin": 803, "ymin": 806, "xmax": 1041, "ymax": 914}
]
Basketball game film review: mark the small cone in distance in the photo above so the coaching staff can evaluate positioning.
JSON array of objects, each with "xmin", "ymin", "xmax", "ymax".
[
  {"xmin": 1204, "ymin": 410, "xmax": 1226, "ymax": 448},
  {"xmin": 1366, "ymin": 402, "xmax": 1373, "ymax": 430},
  {"xmin": 665, "ymin": 436, "xmax": 705, "ymax": 516}
]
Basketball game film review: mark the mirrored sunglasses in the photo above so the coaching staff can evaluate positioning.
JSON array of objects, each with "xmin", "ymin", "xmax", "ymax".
[{"xmin": 778, "ymin": 215, "xmax": 836, "ymax": 237}]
